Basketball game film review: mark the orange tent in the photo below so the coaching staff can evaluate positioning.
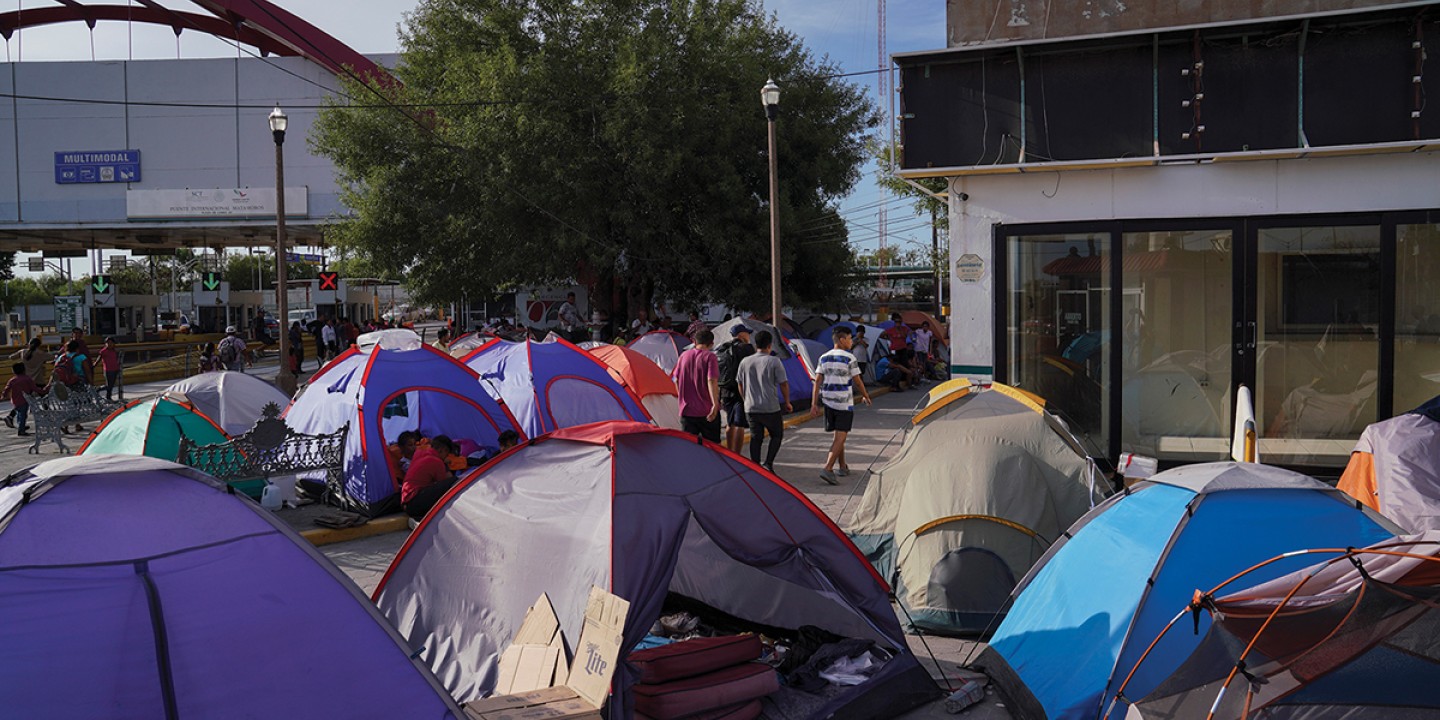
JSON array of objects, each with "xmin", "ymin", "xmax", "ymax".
[
  {"xmin": 587, "ymin": 344, "xmax": 681, "ymax": 429},
  {"xmin": 899, "ymin": 310, "xmax": 948, "ymax": 347}
]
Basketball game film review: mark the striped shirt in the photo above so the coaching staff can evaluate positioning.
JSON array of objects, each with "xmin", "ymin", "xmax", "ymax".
[{"xmin": 815, "ymin": 348, "xmax": 861, "ymax": 411}]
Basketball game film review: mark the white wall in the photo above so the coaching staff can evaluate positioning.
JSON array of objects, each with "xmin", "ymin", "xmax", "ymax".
[
  {"xmin": 947, "ymin": 150, "xmax": 1440, "ymax": 378},
  {"xmin": 0, "ymin": 54, "xmax": 397, "ymax": 226}
]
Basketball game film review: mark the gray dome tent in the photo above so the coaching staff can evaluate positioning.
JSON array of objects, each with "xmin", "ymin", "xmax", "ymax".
[{"xmin": 847, "ymin": 381, "xmax": 1106, "ymax": 634}]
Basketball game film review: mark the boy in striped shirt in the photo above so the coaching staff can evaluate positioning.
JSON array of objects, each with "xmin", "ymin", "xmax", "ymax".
[{"xmin": 810, "ymin": 326, "xmax": 872, "ymax": 484}]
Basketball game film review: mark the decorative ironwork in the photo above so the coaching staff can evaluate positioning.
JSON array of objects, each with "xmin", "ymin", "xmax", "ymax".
[
  {"xmin": 25, "ymin": 384, "xmax": 123, "ymax": 455},
  {"xmin": 178, "ymin": 403, "xmax": 347, "ymax": 497}
]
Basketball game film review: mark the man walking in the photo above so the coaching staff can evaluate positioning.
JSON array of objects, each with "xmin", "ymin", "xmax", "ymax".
[
  {"xmin": 716, "ymin": 325, "xmax": 755, "ymax": 454},
  {"xmin": 672, "ymin": 328, "xmax": 721, "ymax": 443},
  {"xmin": 738, "ymin": 330, "xmax": 791, "ymax": 472},
  {"xmin": 811, "ymin": 326, "xmax": 872, "ymax": 484},
  {"xmin": 217, "ymin": 326, "xmax": 250, "ymax": 373}
]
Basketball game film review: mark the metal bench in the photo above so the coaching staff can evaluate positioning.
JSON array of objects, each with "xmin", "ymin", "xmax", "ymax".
[
  {"xmin": 25, "ymin": 384, "xmax": 123, "ymax": 454},
  {"xmin": 178, "ymin": 402, "xmax": 347, "ymax": 503}
]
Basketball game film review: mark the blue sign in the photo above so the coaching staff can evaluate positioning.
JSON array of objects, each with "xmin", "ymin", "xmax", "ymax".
[
  {"xmin": 287, "ymin": 252, "xmax": 325, "ymax": 263},
  {"xmin": 54, "ymin": 149, "xmax": 141, "ymax": 184}
]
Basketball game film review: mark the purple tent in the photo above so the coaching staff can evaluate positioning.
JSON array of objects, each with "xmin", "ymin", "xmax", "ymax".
[
  {"xmin": 0, "ymin": 455, "xmax": 462, "ymax": 719},
  {"xmin": 374, "ymin": 421, "xmax": 938, "ymax": 717},
  {"xmin": 461, "ymin": 337, "xmax": 651, "ymax": 437},
  {"xmin": 285, "ymin": 345, "xmax": 524, "ymax": 515}
]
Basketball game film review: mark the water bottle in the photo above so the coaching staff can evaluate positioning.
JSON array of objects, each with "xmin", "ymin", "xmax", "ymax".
[{"xmin": 261, "ymin": 480, "xmax": 283, "ymax": 511}]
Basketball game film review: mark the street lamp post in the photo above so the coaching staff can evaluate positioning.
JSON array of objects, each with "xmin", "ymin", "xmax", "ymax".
[
  {"xmin": 761, "ymin": 79, "xmax": 782, "ymax": 329},
  {"xmin": 270, "ymin": 105, "xmax": 296, "ymax": 396}
]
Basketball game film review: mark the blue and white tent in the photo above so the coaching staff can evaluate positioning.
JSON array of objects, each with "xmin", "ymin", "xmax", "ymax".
[{"xmin": 976, "ymin": 462, "xmax": 1399, "ymax": 720}]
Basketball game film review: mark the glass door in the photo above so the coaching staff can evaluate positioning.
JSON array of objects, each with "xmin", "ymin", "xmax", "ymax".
[
  {"xmin": 1119, "ymin": 228, "xmax": 1235, "ymax": 462},
  {"xmin": 1247, "ymin": 224, "xmax": 1382, "ymax": 467},
  {"xmin": 1005, "ymin": 233, "xmax": 1112, "ymax": 457}
]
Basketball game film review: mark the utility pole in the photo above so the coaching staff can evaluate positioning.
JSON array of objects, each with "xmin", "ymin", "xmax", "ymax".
[{"xmin": 931, "ymin": 205, "xmax": 942, "ymax": 318}]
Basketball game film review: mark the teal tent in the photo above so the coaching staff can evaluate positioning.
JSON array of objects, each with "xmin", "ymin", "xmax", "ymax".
[{"xmin": 79, "ymin": 395, "xmax": 230, "ymax": 462}]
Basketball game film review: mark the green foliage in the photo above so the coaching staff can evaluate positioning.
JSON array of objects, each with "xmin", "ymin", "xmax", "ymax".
[
  {"xmin": 221, "ymin": 253, "xmax": 319, "ymax": 291},
  {"xmin": 312, "ymin": 0, "xmax": 874, "ymax": 311}
]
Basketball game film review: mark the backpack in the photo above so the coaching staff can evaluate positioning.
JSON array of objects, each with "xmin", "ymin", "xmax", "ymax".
[
  {"xmin": 219, "ymin": 339, "xmax": 240, "ymax": 366},
  {"xmin": 52, "ymin": 353, "xmax": 79, "ymax": 385},
  {"xmin": 716, "ymin": 341, "xmax": 744, "ymax": 391}
]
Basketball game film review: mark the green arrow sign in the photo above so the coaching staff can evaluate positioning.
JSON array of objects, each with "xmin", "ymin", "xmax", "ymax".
[
  {"xmin": 91, "ymin": 275, "xmax": 111, "ymax": 293},
  {"xmin": 203, "ymin": 272, "xmax": 221, "ymax": 291}
]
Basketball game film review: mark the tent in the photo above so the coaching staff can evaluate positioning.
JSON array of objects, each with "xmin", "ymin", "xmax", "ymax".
[
  {"xmin": 165, "ymin": 371, "xmax": 292, "ymax": 435},
  {"xmin": 713, "ymin": 317, "xmax": 813, "ymax": 405},
  {"xmin": 797, "ymin": 314, "xmax": 834, "ymax": 340},
  {"xmin": 847, "ymin": 383, "xmax": 1103, "ymax": 635},
  {"xmin": 375, "ymin": 422, "xmax": 939, "ymax": 717},
  {"xmin": 0, "ymin": 455, "xmax": 463, "ymax": 719},
  {"xmin": 898, "ymin": 311, "xmax": 948, "ymax": 348},
  {"xmin": 813, "ymin": 321, "xmax": 888, "ymax": 361},
  {"xmin": 1338, "ymin": 394, "xmax": 1440, "ymax": 532},
  {"xmin": 587, "ymin": 343, "xmax": 682, "ymax": 429},
  {"xmin": 627, "ymin": 330, "xmax": 692, "ymax": 373},
  {"xmin": 787, "ymin": 337, "xmax": 828, "ymax": 378},
  {"xmin": 78, "ymin": 396, "xmax": 230, "ymax": 462},
  {"xmin": 446, "ymin": 331, "xmax": 494, "ymax": 358},
  {"xmin": 1127, "ymin": 533, "xmax": 1440, "ymax": 720},
  {"xmin": 284, "ymin": 344, "xmax": 523, "ymax": 515},
  {"xmin": 461, "ymin": 338, "xmax": 651, "ymax": 437},
  {"xmin": 975, "ymin": 462, "xmax": 1399, "ymax": 720}
]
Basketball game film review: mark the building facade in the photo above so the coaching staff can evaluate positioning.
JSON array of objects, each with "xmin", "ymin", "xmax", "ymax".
[{"xmin": 898, "ymin": 2, "xmax": 1440, "ymax": 469}]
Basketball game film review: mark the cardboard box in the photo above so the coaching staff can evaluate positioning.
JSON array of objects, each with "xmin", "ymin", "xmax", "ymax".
[
  {"xmin": 464, "ymin": 687, "xmax": 600, "ymax": 720},
  {"xmin": 566, "ymin": 586, "xmax": 629, "ymax": 708},
  {"xmin": 467, "ymin": 587, "xmax": 630, "ymax": 720},
  {"xmin": 495, "ymin": 594, "xmax": 569, "ymax": 694}
]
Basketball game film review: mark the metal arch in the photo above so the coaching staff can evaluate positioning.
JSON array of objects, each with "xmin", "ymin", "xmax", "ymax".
[
  {"xmin": 0, "ymin": 0, "xmax": 389, "ymax": 83},
  {"xmin": 0, "ymin": 6, "xmax": 290, "ymax": 55}
]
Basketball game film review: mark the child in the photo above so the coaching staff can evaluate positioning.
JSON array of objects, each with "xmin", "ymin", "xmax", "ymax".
[
  {"xmin": 3, "ymin": 362, "xmax": 41, "ymax": 436},
  {"xmin": 99, "ymin": 337, "xmax": 123, "ymax": 402},
  {"xmin": 198, "ymin": 342, "xmax": 219, "ymax": 373}
]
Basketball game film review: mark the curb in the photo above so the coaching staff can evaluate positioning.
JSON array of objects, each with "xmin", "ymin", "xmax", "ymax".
[{"xmin": 300, "ymin": 514, "xmax": 410, "ymax": 547}]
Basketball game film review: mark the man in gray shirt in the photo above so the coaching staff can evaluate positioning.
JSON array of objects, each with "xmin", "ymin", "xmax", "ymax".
[{"xmin": 737, "ymin": 330, "xmax": 792, "ymax": 472}]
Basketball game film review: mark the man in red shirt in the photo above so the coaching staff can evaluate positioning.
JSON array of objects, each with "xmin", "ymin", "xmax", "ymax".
[
  {"xmin": 672, "ymin": 329, "xmax": 721, "ymax": 443},
  {"xmin": 402, "ymin": 435, "xmax": 459, "ymax": 520}
]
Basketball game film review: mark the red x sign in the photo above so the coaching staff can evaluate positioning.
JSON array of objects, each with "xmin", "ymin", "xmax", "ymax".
[{"xmin": 319, "ymin": 272, "xmax": 340, "ymax": 291}]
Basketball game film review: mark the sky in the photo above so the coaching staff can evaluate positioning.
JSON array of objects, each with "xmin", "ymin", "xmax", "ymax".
[{"xmin": 4, "ymin": 0, "xmax": 948, "ymax": 268}]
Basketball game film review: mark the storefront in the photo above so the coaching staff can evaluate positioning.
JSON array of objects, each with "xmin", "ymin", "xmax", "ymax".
[{"xmin": 895, "ymin": 5, "xmax": 1440, "ymax": 469}]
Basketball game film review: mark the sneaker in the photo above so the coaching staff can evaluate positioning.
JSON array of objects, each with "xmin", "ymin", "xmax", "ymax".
[
  {"xmin": 763, "ymin": 464, "xmax": 776, "ymax": 474},
  {"xmin": 819, "ymin": 469, "xmax": 839, "ymax": 485},
  {"xmin": 17, "ymin": 429, "xmax": 29, "ymax": 436},
  {"xmin": 837, "ymin": 467, "xmax": 850, "ymax": 477},
  {"xmin": 3, "ymin": 415, "xmax": 12, "ymax": 429}
]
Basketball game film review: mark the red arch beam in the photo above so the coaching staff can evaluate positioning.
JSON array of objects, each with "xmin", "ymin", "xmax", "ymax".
[{"xmin": 0, "ymin": 0, "xmax": 391, "ymax": 84}]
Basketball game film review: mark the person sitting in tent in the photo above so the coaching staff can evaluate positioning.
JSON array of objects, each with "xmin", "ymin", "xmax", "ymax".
[
  {"xmin": 402, "ymin": 435, "xmax": 460, "ymax": 520},
  {"xmin": 498, "ymin": 429, "xmax": 520, "ymax": 451},
  {"xmin": 388, "ymin": 431, "xmax": 421, "ymax": 476}
]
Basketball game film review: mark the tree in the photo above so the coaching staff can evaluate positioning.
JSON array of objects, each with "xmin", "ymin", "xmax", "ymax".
[
  {"xmin": 221, "ymin": 253, "xmax": 319, "ymax": 291},
  {"xmin": 313, "ymin": 0, "xmax": 874, "ymax": 318}
]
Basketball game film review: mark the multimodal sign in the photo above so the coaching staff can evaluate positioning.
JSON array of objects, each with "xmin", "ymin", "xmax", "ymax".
[{"xmin": 55, "ymin": 150, "xmax": 141, "ymax": 184}]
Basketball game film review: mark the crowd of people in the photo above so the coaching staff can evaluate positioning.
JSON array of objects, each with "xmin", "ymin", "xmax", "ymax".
[{"xmin": 1, "ymin": 328, "xmax": 129, "ymax": 437}]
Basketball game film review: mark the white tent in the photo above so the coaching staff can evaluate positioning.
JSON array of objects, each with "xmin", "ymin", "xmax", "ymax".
[{"xmin": 164, "ymin": 371, "xmax": 291, "ymax": 436}]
